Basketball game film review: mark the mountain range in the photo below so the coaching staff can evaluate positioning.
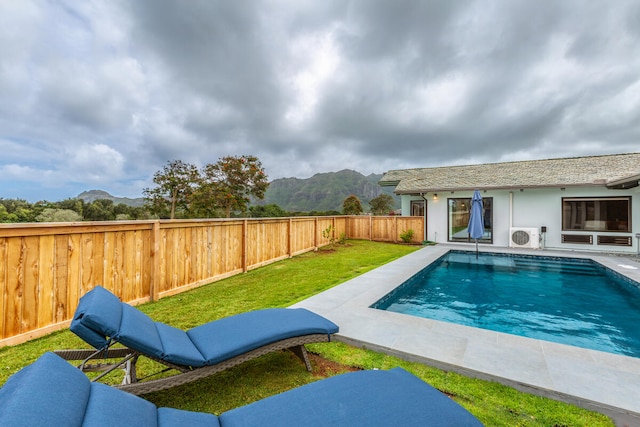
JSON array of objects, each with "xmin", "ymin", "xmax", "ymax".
[
  {"xmin": 257, "ymin": 169, "xmax": 399, "ymax": 212},
  {"xmin": 76, "ymin": 190, "xmax": 147, "ymax": 207},
  {"xmin": 78, "ymin": 169, "xmax": 399, "ymax": 212}
]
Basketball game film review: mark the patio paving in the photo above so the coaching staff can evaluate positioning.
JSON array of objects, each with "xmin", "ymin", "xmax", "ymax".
[{"xmin": 292, "ymin": 244, "xmax": 640, "ymax": 426}]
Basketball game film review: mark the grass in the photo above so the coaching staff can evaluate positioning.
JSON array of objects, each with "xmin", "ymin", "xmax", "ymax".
[{"xmin": 0, "ymin": 240, "xmax": 614, "ymax": 426}]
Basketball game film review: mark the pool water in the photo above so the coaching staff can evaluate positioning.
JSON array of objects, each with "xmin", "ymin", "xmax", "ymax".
[{"xmin": 372, "ymin": 251, "xmax": 640, "ymax": 357}]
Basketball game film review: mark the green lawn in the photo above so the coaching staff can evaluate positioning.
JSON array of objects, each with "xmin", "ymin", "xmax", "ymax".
[{"xmin": 0, "ymin": 240, "xmax": 614, "ymax": 426}]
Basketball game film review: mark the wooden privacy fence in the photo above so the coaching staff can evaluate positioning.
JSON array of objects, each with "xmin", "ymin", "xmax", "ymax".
[{"xmin": 0, "ymin": 215, "xmax": 423, "ymax": 347}]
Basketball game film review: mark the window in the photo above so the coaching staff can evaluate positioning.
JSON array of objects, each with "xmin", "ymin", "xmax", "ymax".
[
  {"xmin": 562, "ymin": 197, "xmax": 631, "ymax": 232},
  {"xmin": 447, "ymin": 197, "xmax": 493, "ymax": 242},
  {"xmin": 410, "ymin": 200, "xmax": 424, "ymax": 216}
]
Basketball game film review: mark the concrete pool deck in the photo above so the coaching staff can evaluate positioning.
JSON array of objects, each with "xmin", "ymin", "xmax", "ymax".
[{"xmin": 291, "ymin": 244, "xmax": 640, "ymax": 426}]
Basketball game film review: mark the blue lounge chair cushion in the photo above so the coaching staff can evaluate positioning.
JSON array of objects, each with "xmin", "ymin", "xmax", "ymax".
[
  {"xmin": 187, "ymin": 308, "xmax": 339, "ymax": 365},
  {"xmin": 157, "ymin": 408, "xmax": 220, "ymax": 427},
  {"xmin": 0, "ymin": 353, "xmax": 90, "ymax": 427},
  {"xmin": 0, "ymin": 353, "xmax": 222, "ymax": 427},
  {"xmin": 69, "ymin": 286, "xmax": 338, "ymax": 369},
  {"xmin": 70, "ymin": 286, "xmax": 123, "ymax": 349},
  {"xmin": 0, "ymin": 353, "xmax": 483, "ymax": 427},
  {"xmin": 117, "ymin": 303, "xmax": 165, "ymax": 360},
  {"xmin": 219, "ymin": 368, "xmax": 483, "ymax": 427},
  {"xmin": 155, "ymin": 322, "xmax": 207, "ymax": 367},
  {"xmin": 83, "ymin": 382, "xmax": 158, "ymax": 426}
]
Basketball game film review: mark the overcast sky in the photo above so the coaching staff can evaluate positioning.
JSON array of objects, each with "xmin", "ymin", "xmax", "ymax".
[{"xmin": 1, "ymin": 1, "xmax": 639, "ymax": 202}]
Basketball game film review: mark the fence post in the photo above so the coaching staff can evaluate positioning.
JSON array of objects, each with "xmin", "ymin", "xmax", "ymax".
[
  {"xmin": 394, "ymin": 216, "xmax": 398, "ymax": 243},
  {"xmin": 314, "ymin": 217, "xmax": 318, "ymax": 249}
]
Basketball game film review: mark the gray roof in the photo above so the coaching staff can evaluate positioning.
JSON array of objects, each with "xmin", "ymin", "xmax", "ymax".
[{"xmin": 380, "ymin": 152, "xmax": 640, "ymax": 194}]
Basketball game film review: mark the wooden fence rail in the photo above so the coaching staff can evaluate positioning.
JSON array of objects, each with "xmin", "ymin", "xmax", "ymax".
[{"xmin": 0, "ymin": 216, "xmax": 423, "ymax": 347}]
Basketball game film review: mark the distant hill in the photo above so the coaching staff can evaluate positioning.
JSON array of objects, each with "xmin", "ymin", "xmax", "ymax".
[
  {"xmin": 259, "ymin": 169, "xmax": 399, "ymax": 212},
  {"xmin": 77, "ymin": 190, "xmax": 146, "ymax": 207},
  {"xmin": 78, "ymin": 170, "xmax": 399, "ymax": 213}
]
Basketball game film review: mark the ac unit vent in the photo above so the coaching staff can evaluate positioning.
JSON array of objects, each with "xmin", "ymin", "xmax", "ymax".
[
  {"xmin": 561, "ymin": 234, "xmax": 593, "ymax": 244},
  {"xmin": 597, "ymin": 235, "xmax": 632, "ymax": 246},
  {"xmin": 509, "ymin": 228, "xmax": 540, "ymax": 249}
]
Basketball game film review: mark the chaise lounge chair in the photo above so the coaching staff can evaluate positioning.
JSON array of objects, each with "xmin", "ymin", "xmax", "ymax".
[
  {"xmin": 0, "ymin": 352, "xmax": 484, "ymax": 426},
  {"xmin": 55, "ymin": 286, "xmax": 339, "ymax": 395}
]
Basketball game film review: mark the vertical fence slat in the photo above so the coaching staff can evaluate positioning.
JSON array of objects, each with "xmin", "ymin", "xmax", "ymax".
[
  {"xmin": 0, "ymin": 238, "xmax": 6, "ymax": 338},
  {"xmin": 150, "ymin": 226, "xmax": 157, "ymax": 301},
  {"xmin": 242, "ymin": 220, "xmax": 248, "ymax": 272},
  {"xmin": 22, "ymin": 236, "xmax": 39, "ymax": 333},
  {"xmin": 80, "ymin": 233, "xmax": 93, "ymax": 297},
  {"xmin": 123, "ymin": 231, "xmax": 135, "ymax": 302},
  {"xmin": 67, "ymin": 234, "xmax": 81, "ymax": 320},
  {"xmin": 37, "ymin": 236, "xmax": 54, "ymax": 328},
  {"xmin": 54, "ymin": 235, "xmax": 68, "ymax": 323},
  {"xmin": 6, "ymin": 238, "xmax": 22, "ymax": 337}
]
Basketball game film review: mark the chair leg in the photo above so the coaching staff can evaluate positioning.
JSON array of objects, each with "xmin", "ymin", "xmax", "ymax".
[
  {"xmin": 122, "ymin": 354, "xmax": 139, "ymax": 385},
  {"xmin": 290, "ymin": 345, "xmax": 312, "ymax": 372}
]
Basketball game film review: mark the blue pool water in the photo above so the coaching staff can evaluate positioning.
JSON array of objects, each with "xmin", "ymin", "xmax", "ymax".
[{"xmin": 372, "ymin": 251, "xmax": 640, "ymax": 357}]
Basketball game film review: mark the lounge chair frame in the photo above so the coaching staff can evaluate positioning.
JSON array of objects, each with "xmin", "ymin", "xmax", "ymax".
[
  {"xmin": 54, "ymin": 334, "xmax": 330, "ymax": 395},
  {"xmin": 54, "ymin": 333, "xmax": 327, "ymax": 395}
]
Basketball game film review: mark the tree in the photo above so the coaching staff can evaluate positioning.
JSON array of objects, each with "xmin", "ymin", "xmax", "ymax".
[
  {"xmin": 0, "ymin": 198, "xmax": 38, "ymax": 222},
  {"xmin": 198, "ymin": 155, "xmax": 269, "ymax": 218},
  {"xmin": 0, "ymin": 204, "xmax": 13, "ymax": 223},
  {"xmin": 56, "ymin": 198, "xmax": 85, "ymax": 216},
  {"xmin": 83, "ymin": 199, "xmax": 116, "ymax": 221},
  {"xmin": 36, "ymin": 208, "xmax": 82, "ymax": 222},
  {"xmin": 369, "ymin": 194, "xmax": 395, "ymax": 215},
  {"xmin": 249, "ymin": 204, "xmax": 288, "ymax": 218},
  {"xmin": 143, "ymin": 160, "xmax": 199, "ymax": 219},
  {"xmin": 343, "ymin": 195, "xmax": 363, "ymax": 215}
]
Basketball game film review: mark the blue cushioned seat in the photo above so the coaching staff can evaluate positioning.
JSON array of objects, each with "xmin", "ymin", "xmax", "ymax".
[
  {"xmin": 221, "ymin": 368, "xmax": 483, "ymax": 426},
  {"xmin": 65, "ymin": 286, "xmax": 339, "ymax": 393},
  {"xmin": 187, "ymin": 308, "xmax": 340, "ymax": 365},
  {"xmin": 0, "ymin": 353, "xmax": 483, "ymax": 427},
  {"xmin": 156, "ymin": 322, "xmax": 207, "ymax": 367},
  {"xmin": 117, "ymin": 303, "xmax": 166, "ymax": 360},
  {"xmin": 0, "ymin": 353, "xmax": 221, "ymax": 427},
  {"xmin": 70, "ymin": 285, "xmax": 123, "ymax": 349},
  {"xmin": 0, "ymin": 353, "xmax": 91, "ymax": 427}
]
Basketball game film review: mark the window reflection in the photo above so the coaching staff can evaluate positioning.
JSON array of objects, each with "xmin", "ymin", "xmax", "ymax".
[
  {"xmin": 448, "ymin": 197, "xmax": 493, "ymax": 242},
  {"xmin": 562, "ymin": 197, "xmax": 630, "ymax": 232},
  {"xmin": 410, "ymin": 200, "xmax": 424, "ymax": 216}
]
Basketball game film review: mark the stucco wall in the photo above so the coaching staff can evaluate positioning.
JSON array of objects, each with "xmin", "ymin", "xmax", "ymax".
[{"xmin": 401, "ymin": 186, "xmax": 640, "ymax": 253}]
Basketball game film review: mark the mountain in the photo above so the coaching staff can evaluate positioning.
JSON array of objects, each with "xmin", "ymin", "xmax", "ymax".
[
  {"xmin": 77, "ymin": 169, "xmax": 399, "ymax": 212},
  {"xmin": 77, "ymin": 190, "xmax": 146, "ymax": 207},
  {"xmin": 259, "ymin": 169, "xmax": 399, "ymax": 212}
]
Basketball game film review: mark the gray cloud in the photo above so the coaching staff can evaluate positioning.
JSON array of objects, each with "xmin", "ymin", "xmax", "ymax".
[{"xmin": 0, "ymin": 0, "xmax": 639, "ymax": 202}]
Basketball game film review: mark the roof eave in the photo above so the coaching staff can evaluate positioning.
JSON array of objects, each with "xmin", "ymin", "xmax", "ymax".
[
  {"xmin": 393, "ymin": 183, "xmax": 604, "ymax": 195},
  {"xmin": 606, "ymin": 174, "xmax": 640, "ymax": 189}
]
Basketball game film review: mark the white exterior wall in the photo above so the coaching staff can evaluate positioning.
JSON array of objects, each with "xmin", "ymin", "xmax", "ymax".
[{"xmin": 401, "ymin": 186, "xmax": 640, "ymax": 254}]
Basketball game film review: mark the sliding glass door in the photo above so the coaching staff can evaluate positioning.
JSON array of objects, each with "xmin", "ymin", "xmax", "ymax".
[{"xmin": 448, "ymin": 197, "xmax": 492, "ymax": 242}]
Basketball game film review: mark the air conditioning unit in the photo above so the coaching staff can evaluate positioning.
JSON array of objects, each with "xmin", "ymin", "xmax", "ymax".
[{"xmin": 509, "ymin": 228, "xmax": 540, "ymax": 249}]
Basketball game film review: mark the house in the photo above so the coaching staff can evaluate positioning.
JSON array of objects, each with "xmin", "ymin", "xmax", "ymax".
[{"xmin": 380, "ymin": 152, "xmax": 640, "ymax": 253}]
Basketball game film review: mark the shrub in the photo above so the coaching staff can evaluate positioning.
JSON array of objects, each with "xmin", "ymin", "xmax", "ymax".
[
  {"xmin": 322, "ymin": 225, "xmax": 335, "ymax": 248},
  {"xmin": 399, "ymin": 229, "xmax": 414, "ymax": 243}
]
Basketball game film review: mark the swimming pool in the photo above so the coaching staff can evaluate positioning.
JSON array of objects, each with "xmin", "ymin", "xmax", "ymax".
[{"xmin": 372, "ymin": 250, "xmax": 640, "ymax": 357}]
